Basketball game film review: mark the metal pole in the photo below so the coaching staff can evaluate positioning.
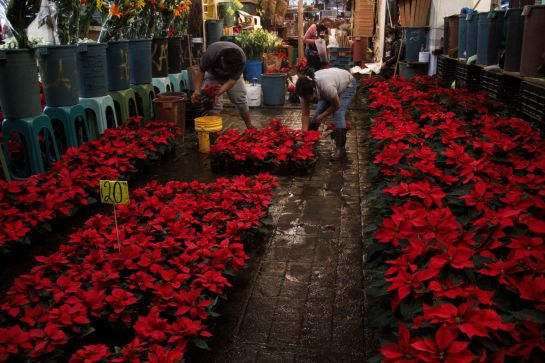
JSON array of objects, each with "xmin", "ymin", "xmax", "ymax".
[{"xmin": 298, "ymin": 0, "xmax": 304, "ymax": 62}]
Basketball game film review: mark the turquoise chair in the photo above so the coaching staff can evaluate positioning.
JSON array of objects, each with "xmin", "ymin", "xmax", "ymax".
[
  {"xmin": 80, "ymin": 95, "xmax": 118, "ymax": 137},
  {"xmin": 2, "ymin": 114, "xmax": 60, "ymax": 179}
]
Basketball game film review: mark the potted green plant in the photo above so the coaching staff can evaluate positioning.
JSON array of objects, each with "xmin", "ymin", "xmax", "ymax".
[
  {"xmin": 236, "ymin": 28, "xmax": 280, "ymax": 82},
  {"xmin": 0, "ymin": 0, "xmax": 43, "ymax": 119}
]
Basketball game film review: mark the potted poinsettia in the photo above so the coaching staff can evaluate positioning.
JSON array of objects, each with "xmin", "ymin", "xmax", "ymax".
[{"xmin": 0, "ymin": 0, "xmax": 43, "ymax": 119}]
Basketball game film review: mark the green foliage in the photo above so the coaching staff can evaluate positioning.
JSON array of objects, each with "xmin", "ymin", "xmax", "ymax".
[
  {"xmin": 5, "ymin": 0, "xmax": 41, "ymax": 48},
  {"xmin": 236, "ymin": 28, "xmax": 280, "ymax": 60}
]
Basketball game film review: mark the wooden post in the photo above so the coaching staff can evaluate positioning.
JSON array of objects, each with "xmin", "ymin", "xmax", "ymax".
[
  {"xmin": 374, "ymin": 0, "xmax": 387, "ymax": 63},
  {"xmin": 298, "ymin": 0, "xmax": 304, "ymax": 62}
]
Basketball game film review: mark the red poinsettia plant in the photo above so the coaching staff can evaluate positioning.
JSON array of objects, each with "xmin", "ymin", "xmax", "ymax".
[
  {"xmin": 210, "ymin": 119, "xmax": 320, "ymax": 174},
  {"xmin": 365, "ymin": 75, "xmax": 545, "ymax": 362},
  {"xmin": 200, "ymin": 83, "xmax": 220, "ymax": 107},
  {"xmin": 0, "ymin": 118, "xmax": 179, "ymax": 253},
  {"xmin": 0, "ymin": 173, "xmax": 278, "ymax": 361}
]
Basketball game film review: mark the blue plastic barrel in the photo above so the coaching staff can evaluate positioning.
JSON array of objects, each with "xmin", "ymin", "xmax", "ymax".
[
  {"xmin": 245, "ymin": 60, "xmax": 262, "ymax": 83},
  {"xmin": 128, "ymin": 39, "xmax": 152, "ymax": 85},
  {"xmin": 477, "ymin": 12, "xmax": 490, "ymax": 64},
  {"xmin": 402, "ymin": 27, "xmax": 428, "ymax": 62},
  {"xmin": 458, "ymin": 16, "xmax": 468, "ymax": 58},
  {"xmin": 466, "ymin": 13, "xmax": 479, "ymax": 58},
  {"xmin": 261, "ymin": 73, "xmax": 286, "ymax": 106}
]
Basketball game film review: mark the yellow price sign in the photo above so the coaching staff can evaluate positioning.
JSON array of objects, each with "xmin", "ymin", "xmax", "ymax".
[{"xmin": 100, "ymin": 180, "xmax": 130, "ymax": 205}]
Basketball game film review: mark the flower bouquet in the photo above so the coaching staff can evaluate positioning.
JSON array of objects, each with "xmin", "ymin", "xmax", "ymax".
[
  {"xmin": 200, "ymin": 83, "xmax": 220, "ymax": 108},
  {"xmin": 96, "ymin": 0, "xmax": 151, "ymax": 41},
  {"xmin": 210, "ymin": 119, "xmax": 320, "ymax": 175}
]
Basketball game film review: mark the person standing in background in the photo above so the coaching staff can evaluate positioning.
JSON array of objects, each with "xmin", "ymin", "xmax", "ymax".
[
  {"xmin": 381, "ymin": 28, "xmax": 404, "ymax": 78},
  {"xmin": 303, "ymin": 22, "xmax": 328, "ymax": 73}
]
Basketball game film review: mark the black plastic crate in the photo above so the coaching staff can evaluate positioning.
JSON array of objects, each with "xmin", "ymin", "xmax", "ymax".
[
  {"xmin": 456, "ymin": 61, "xmax": 482, "ymax": 91},
  {"xmin": 481, "ymin": 70, "xmax": 503, "ymax": 99},
  {"xmin": 502, "ymin": 73, "xmax": 522, "ymax": 112},
  {"xmin": 480, "ymin": 70, "xmax": 521, "ymax": 111},
  {"xmin": 437, "ymin": 56, "xmax": 457, "ymax": 87},
  {"xmin": 520, "ymin": 80, "xmax": 545, "ymax": 125}
]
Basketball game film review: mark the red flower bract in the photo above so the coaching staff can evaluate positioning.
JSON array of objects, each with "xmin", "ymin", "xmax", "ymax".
[
  {"xmin": 210, "ymin": 119, "xmax": 320, "ymax": 174},
  {"xmin": 366, "ymin": 76, "xmax": 545, "ymax": 361},
  {"xmin": 0, "ymin": 174, "xmax": 277, "ymax": 360}
]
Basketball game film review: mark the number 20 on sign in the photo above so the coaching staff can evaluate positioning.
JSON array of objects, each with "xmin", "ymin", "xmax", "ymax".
[{"xmin": 100, "ymin": 180, "xmax": 130, "ymax": 205}]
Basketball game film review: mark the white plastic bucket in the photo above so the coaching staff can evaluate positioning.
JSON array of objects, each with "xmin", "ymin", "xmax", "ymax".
[
  {"xmin": 246, "ymin": 83, "xmax": 262, "ymax": 107},
  {"xmin": 418, "ymin": 51, "xmax": 431, "ymax": 63}
]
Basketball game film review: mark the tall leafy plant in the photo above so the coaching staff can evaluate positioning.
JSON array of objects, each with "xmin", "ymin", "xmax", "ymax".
[
  {"xmin": 236, "ymin": 28, "xmax": 280, "ymax": 60},
  {"xmin": 4, "ymin": 0, "xmax": 41, "ymax": 48},
  {"xmin": 51, "ymin": 0, "xmax": 80, "ymax": 44}
]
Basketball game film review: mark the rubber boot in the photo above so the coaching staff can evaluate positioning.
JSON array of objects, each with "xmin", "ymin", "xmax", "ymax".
[{"xmin": 330, "ymin": 128, "xmax": 347, "ymax": 161}]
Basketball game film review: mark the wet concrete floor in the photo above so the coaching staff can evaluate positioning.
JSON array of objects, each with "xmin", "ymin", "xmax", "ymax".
[{"xmin": 182, "ymin": 106, "xmax": 373, "ymax": 362}]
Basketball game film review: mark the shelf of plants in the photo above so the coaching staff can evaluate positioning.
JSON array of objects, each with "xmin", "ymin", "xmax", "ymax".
[
  {"xmin": 363, "ymin": 76, "xmax": 545, "ymax": 362},
  {"xmin": 0, "ymin": 173, "xmax": 278, "ymax": 361},
  {"xmin": 210, "ymin": 119, "xmax": 321, "ymax": 175},
  {"xmin": 0, "ymin": 118, "xmax": 179, "ymax": 253}
]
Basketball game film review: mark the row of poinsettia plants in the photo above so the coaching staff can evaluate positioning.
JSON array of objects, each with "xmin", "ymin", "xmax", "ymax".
[
  {"xmin": 210, "ymin": 119, "xmax": 320, "ymax": 175},
  {"xmin": 364, "ymin": 76, "xmax": 545, "ymax": 362},
  {"xmin": 0, "ymin": 118, "xmax": 179, "ymax": 253},
  {"xmin": 0, "ymin": 173, "xmax": 278, "ymax": 361}
]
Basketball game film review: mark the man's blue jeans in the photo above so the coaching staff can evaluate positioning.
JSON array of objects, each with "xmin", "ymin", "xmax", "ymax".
[{"xmin": 311, "ymin": 78, "xmax": 357, "ymax": 129}]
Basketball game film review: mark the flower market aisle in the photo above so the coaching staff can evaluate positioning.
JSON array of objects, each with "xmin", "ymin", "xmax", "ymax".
[
  {"xmin": 0, "ymin": 106, "xmax": 373, "ymax": 362},
  {"xmin": 184, "ymin": 107, "xmax": 370, "ymax": 362}
]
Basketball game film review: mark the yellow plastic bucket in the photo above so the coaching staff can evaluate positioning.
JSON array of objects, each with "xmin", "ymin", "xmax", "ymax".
[{"xmin": 194, "ymin": 116, "xmax": 223, "ymax": 153}]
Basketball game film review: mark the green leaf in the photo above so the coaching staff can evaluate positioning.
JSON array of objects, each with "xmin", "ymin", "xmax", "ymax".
[
  {"xmin": 194, "ymin": 339, "xmax": 211, "ymax": 351},
  {"xmin": 463, "ymin": 268, "xmax": 477, "ymax": 285},
  {"xmin": 82, "ymin": 326, "xmax": 96, "ymax": 337}
]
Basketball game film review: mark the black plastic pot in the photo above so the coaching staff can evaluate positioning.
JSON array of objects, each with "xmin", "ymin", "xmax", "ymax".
[
  {"xmin": 77, "ymin": 43, "xmax": 108, "ymax": 98},
  {"xmin": 504, "ymin": 8, "xmax": 524, "ymax": 72},
  {"xmin": 106, "ymin": 41, "xmax": 130, "ymax": 91},
  {"xmin": 0, "ymin": 49, "xmax": 42, "ymax": 119},
  {"xmin": 37, "ymin": 45, "xmax": 80, "ymax": 107},
  {"xmin": 168, "ymin": 37, "xmax": 183, "ymax": 74},
  {"xmin": 487, "ymin": 11, "xmax": 506, "ymax": 66},
  {"xmin": 206, "ymin": 20, "xmax": 224, "ymax": 45},
  {"xmin": 129, "ymin": 39, "xmax": 152, "ymax": 85},
  {"xmin": 152, "ymin": 38, "xmax": 169, "ymax": 78}
]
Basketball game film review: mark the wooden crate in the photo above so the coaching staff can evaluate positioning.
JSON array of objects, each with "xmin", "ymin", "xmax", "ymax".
[{"xmin": 353, "ymin": 0, "xmax": 375, "ymax": 37}]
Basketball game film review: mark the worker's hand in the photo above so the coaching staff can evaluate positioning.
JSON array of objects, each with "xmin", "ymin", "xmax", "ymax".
[
  {"xmin": 316, "ymin": 114, "xmax": 326, "ymax": 125},
  {"xmin": 381, "ymin": 62, "xmax": 387, "ymax": 69},
  {"xmin": 191, "ymin": 90, "xmax": 201, "ymax": 103}
]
